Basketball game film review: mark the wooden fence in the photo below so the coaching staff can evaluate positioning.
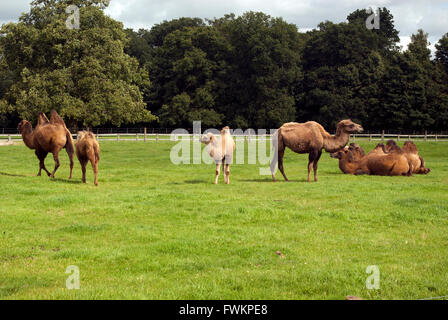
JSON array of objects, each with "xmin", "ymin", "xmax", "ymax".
[{"xmin": 2, "ymin": 129, "xmax": 448, "ymax": 143}]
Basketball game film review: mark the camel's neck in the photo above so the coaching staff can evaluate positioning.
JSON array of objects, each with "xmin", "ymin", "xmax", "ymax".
[
  {"xmin": 323, "ymin": 126, "xmax": 350, "ymax": 153},
  {"xmin": 339, "ymin": 159, "xmax": 355, "ymax": 174},
  {"xmin": 21, "ymin": 124, "xmax": 36, "ymax": 149},
  {"xmin": 339, "ymin": 156, "xmax": 368, "ymax": 174}
]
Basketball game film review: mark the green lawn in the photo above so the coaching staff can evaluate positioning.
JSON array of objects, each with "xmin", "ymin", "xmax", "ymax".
[{"xmin": 1, "ymin": 140, "xmax": 448, "ymax": 300}]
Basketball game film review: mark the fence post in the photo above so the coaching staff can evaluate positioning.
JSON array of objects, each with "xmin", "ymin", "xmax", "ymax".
[
  {"xmin": 117, "ymin": 134, "xmax": 120, "ymax": 142},
  {"xmin": 424, "ymin": 130, "xmax": 427, "ymax": 142},
  {"xmin": 381, "ymin": 130, "xmax": 384, "ymax": 142},
  {"xmin": 8, "ymin": 134, "xmax": 11, "ymax": 142},
  {"xmin": 397, "ymin": 135, "xmax": 400, "ymax": 142},
  {"xmin": 156, "ymin": 134, "xmax": 159, "ymax": 142},
  {"xmin": 144, "ymin": 128, "xmax": 147, "ymax": 142},
  {"xmin": 435, "ymin": 134, "xmax": 438, "ymax": 143},
  {"xmin": 136, "ymin": 133, "xmax": 138, "ymax": 141}
]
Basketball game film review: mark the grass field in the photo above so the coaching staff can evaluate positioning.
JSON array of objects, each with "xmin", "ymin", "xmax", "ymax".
[{"xmin": 1, "ymin": 140, "xmax": 448, "ymax": 300}]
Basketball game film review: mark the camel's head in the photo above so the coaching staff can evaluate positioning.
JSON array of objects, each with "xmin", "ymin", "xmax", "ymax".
[
  {"xmin": 17, "ymin": 120, "xmax": 30, "ymax": 133},
  {"xmin": 221, "ymin": 126, "xmax": 231, "ymax": 135},
  {"xmin": 347, "ymin": 143, "xmax": 366, "ymax": 160},
  {"xmin": 338, "ymin": 120, "xmax": 363, "ymax": 134},
  {"xmin": 330, "ymin": 146, "xmax": 349, "ymax": 159},
  {"xmin": 199, "ymin": 132, "xmax": 215, "ymax": 145},
  {"xmin": 331, "ymin": 143, "xmax": 365, "ymax": 162}
]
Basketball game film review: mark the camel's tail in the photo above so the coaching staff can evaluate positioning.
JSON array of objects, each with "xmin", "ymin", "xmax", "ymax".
[
  {"xmin": 93, "ymin": 142, "xmax": 100, "ymax": 163},
  {"xmin": 65, "ymin": 129, "xmax": 75, "ymax": 155},
  {"xmin": 270, "ymin": 130, "xmax": 280, "ymax": 177}
]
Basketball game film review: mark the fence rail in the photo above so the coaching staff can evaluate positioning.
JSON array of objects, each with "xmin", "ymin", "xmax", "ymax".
[{"xmin": 2, "ymin": 132, "xmax": 448, "ymax": 143}]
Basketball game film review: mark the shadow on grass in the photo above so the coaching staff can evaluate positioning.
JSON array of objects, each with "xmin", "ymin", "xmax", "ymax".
[
  {"xmin": 50, "ymin": 177, "xmax": 83, "ymax": 185},
  {"xmin": 183, "ymin": 179, "xmax": 206, "ymax": 184},
  {"xmin": 0, "ymin": 172, "xmax": 30, "ymax": 178},
  {"xmin": 239, "ymin": 178, "xmax": 309, "ymax": 183}
]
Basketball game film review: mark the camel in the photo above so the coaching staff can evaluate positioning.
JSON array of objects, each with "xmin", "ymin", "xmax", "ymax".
[
  {"xmin": 200, "ymin": 126, "xmax": 236, "ymax": 184},
  {"xmin": 270, "ymin": 120, "xmax": 363, "ymax": 182},
  {"xmin": 367, "ymin": 143, "xmax": 387, "ymax": 156},
  {"xmin": 330, "ymin": 143, "xmax": 412, "ymax": 176},
  {"xmin": 384, "ymin": 140, "xmax": 430, "ymax": 174},
  {"xmin": 76, "ymin": 131, "xmax": 100, "ymax": 186},
  {"xmin": 18, "ymin": 111, "xmax": 74, "ymax": 179}
]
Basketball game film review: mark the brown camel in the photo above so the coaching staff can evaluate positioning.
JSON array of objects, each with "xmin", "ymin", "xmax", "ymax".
[
  {"xmin": 385, "ymin": 140, "xmax": 430, "ymax": 174},
  {"xmin": 76, "ymin": 131, "xmax": 100, "ymax": 186},
  {"xmin": 330, "ymin": 143, "xmax": 412, "ymax": 176},
  {"xmin": 271, "ymin": 120, "xmax": 363, "ymax": 182},
  {"xmin": 18, "ymin": 110, "xmax": 74, "ymax": 179}
]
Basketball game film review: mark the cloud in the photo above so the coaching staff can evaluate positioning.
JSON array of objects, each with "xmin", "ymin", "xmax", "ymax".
[{"xmin": 0, "ymin": 0, "xmax": 446, "ymax": 52}]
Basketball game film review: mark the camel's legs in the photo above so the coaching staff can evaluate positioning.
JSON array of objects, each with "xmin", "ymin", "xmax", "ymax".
[
  {"xmin": 214, "ymin": 163, "xmax": 221, "ymax": 184},
  {"xmin": 313, "ymin": 150, "xmax": 322, "ymax": 182},
  {"xmin": 80, "ymin": 158, "xmax": 88, "ymax": 183},
  {"xmin": 50, "ymin": 151, "xmax": 60, "ymax": 178},
  {"xmin": 307, "ymin": 150, "xmax": 317, "ymax": 182},
  {"xmin": 277, "ymin": 148, "xmax": 288, "ymax": 181},
  {"xmin": 35, "ymin": 150, "xmax": 51, "ymax": 177},
  {"xmin": 91, "ymin": 156, "xmax": 99, "ymax": 186},
  {"xmin": 66, "ymin": 148, "xmax": 74, "ymax": 180},
  {"xmin": 271, "ymin": 133, "xmax": 287, "ymax": 182},
  {"xmin": 224, "ymin": 164, "xmax": 230, "ymax": 184}
]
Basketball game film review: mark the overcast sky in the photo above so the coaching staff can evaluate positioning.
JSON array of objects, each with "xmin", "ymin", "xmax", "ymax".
[{"xmin": 1, "ymin": 0, "xmax": 447, "ymax": 53}]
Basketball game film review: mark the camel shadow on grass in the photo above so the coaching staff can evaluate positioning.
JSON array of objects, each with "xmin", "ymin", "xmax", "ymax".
[
  {"xmin": 238, "ymin": 178, "xmax": 309, "ymax": 183},
  {"xmin": 0, "ymin": 172, "xmax": 29, "ymax": 178},
  {"xmin": 183, "ymin": 179, "xmax": 206, "ymax": 184},
  {"xmin": 49, "ymin": 177, "xmax": 83, "ymax": 185}
]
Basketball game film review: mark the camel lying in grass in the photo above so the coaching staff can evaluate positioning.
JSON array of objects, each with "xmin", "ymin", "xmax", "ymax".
[
  {"xmin": 200, "ymin": 126, "xmax": 235, "ymax": 184},
  {"xmin": 76, "ymin": 131, "xmax": 100, "ymax": 186},
  {"xmin": 384, "ymin": 140, "xmax": 430, "ymax": 174},
  {"xmin": 331, "ymin": 143, "xmax": 412, "ymax": 176}
]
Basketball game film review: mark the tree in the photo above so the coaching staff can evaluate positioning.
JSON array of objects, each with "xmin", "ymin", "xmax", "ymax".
[
  {"xmin": 210, "ymin": 12, "xmax": 303, "ymax": 128},
  {"xmin": 0, "ymin": 0, "xmax": 156, "ymax": 127},
  {"xmin": 300, "ymin": 21, "xmax": 384, "ymax": 129},
  {"xmin": 378, "ymin": 51, "xmax": 433, "ymax": 130},
  {"xmin": 428, "ymin": 34, "xmax": 448, "ymax": 130},
  {"xmin": 347, "ymin": 7, "xmax": 400, "ymax": 53},
  {"xmin": 435, "ymin": 33, "xmax": 448, "ymax": 71},
  {"xmin": 408, "ymin": 29, "xmax": 431, "ymax": 62},
  {"xmin": 149, "ymin": 25, "xmax": 229, "ymax": 127}
]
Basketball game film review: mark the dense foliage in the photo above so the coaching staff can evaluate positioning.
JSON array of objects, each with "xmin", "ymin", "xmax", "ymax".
[{"xmin": 1, "ymin": 1, "xmax": 447, "ymax": 131}]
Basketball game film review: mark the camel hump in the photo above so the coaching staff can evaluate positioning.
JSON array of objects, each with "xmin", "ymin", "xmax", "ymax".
[
  {"xmin": 37, "ymin": 112, "xmax": 50, "ymax": 126},
  {"xmin": 50, "ymin": 110, "xmax": 67, "ymax": 127},
  {"xmin": 281, "ymin": 121, "xmax": 330, "ymax": 136},
  {"xmin": 402, "ymin": 141, "xmax": 419, "ymax": 154},
  {"xmin": 77, "ymin": 131, "xmax": 96, "ymax": 142}
]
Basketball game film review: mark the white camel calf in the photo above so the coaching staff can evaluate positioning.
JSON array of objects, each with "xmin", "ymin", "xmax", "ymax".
[{"xmin": 200, "ymin": 126, "xmax": 236, "ymax": 184}]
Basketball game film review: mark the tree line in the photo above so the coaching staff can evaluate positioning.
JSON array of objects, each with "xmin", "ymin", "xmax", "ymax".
[{"xmin": 1, "ymin": 1, "xmax": 447, "ymax": 131}]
